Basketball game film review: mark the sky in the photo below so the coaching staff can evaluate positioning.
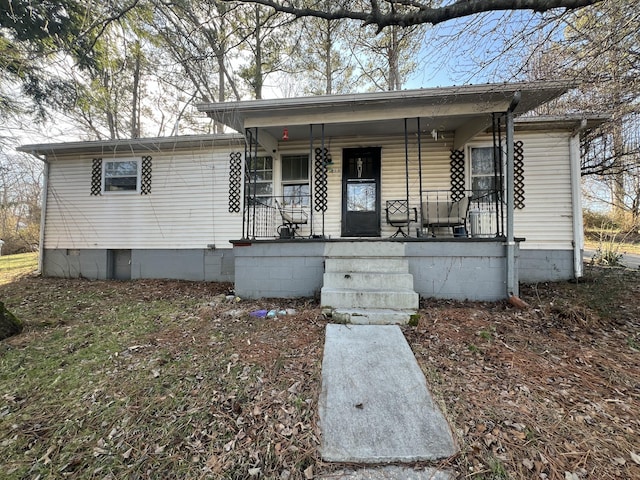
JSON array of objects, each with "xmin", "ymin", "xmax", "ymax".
[{"xmin": 5, "ymin": 8, "xmax": 556, "ymax": 150}]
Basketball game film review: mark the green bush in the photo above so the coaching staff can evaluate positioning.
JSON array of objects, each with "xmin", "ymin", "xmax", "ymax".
[{"xmin": 583, "ymin": 209, "xmax": 617, "ymax": 230}]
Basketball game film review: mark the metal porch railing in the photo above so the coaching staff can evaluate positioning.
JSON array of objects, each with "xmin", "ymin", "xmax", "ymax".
[
  {"xmin": 419, "ymin": 189, "xmax": 504, "ymax": 238},
  {"xmin": 245, "ymin": 195, "xmax": 312, "ymax": 239}
]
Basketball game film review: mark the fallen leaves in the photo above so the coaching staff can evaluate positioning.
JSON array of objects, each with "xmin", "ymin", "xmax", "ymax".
[
  {"xmin": 1, "ymin": 270, "xmax": 639, "ymax": 479},
  {"xmin": 407, "ymin": 269, "xmax": 640, "ymax": 480}
]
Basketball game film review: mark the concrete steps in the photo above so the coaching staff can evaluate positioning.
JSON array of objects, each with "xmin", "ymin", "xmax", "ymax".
[
  {"xmin": 325, "ymin": 257, "xmax": 410, "ymax": 274},
  {"xmin": 322, "ymin": 287, "xmax": 418, "ymax": 310},
  {"xmin": 323, "ymin": 272, "xmax": 414, "ymax": 290},
  {"xmin": 331, "ymin": 308, "xmax": 418, "ymax": 325},
  {"xmin": 320, "ymin": 242, "xmax": 419, "ymax": 325}
]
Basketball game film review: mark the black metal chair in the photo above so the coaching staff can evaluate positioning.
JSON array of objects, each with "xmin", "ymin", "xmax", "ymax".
[
  {"xmin": 385, "ymin": 200, "xmax": 417, "ymax": 238},
  {"xmin": 275, "ymin": 199, "xmax": 308, "ymax": 238}
]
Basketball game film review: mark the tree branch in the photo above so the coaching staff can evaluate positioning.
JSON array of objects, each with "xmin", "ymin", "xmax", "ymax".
[{"xmin": 222, "ymin": 0, "xmax": 603, "ymax": 30}]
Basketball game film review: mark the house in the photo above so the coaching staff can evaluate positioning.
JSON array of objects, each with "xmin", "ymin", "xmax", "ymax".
[{"xmin": 19, "ymin": 81, "xmax": 604, "ymax": 307}]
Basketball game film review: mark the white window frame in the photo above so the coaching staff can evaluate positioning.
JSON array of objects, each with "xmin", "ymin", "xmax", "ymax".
[
  {"xmin": 247, "ymin": 155, "xmax": 274, "ymax": 204},
  {"xmin": 102, "ymin": 158, "xmax": 141, "ymax": 194},
  {"xmin": 281, "ymin": 154, "xmax": 310, "ymax": 207},
  {"xmin": 466, "ymin": 144, "xmax": 505, "ymax": 205}
]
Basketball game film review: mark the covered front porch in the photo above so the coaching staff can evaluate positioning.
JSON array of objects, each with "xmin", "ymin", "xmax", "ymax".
[{"xmin": 199, "ymin": 81, "xmax": 572, "ymax": 302}]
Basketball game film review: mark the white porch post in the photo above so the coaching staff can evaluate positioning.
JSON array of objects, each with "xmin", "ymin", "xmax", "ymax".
[{"xmin": 505, "ymin": 106, "xmax": 517, "ymax": 297}]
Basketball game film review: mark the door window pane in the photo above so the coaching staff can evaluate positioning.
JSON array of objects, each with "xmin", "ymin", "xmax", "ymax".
[{"xmin": 347, "ymin": 182, "xmax": 376, "ymax": 211}]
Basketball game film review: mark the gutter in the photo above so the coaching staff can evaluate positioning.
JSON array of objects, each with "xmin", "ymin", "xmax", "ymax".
[{"xmin": 570, "ymin": 119, "xmax": 588, "ymax": 279}]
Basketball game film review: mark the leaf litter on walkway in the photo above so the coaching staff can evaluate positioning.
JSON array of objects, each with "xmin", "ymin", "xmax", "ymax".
[{"xmin": 1, "ymin": 265, "xmax": 639, "ymax": 479}]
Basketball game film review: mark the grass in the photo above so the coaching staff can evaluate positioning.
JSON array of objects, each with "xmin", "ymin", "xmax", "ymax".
[
  {"xmin": 1, "ymin": 266, "xmax": 639, "ymax": 479},
  {"xmin": 0, "ymin": 252, "xmax": 38, "ymax": 285},
  {"xmin": 584, "ymin": 227, "xmax": 640, "ymax": 256},
  {"xmin": 0, "ymin": 278, "xmax": 324, "ymax": 479}
]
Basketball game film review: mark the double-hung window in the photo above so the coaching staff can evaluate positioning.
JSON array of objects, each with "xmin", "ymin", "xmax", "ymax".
[
  {"xmin": 469, "ymin": 146, "xmax": 503, "ymax": 206},
  {"xmin": 103, "ymin": 159, "xmax": 140, "ymax": 193},
  {"xmin": 281, "ymin": 154, "xmax": 309, "ymax": 206},
  {"xmin": 247, "ymin": 156, "xmax": 273, "ymax": 204}
]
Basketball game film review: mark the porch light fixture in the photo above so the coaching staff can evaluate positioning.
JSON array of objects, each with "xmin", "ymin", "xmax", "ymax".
[{"xmin": 282, "ymin": 128, "xmax": 289, "ymax": 141}]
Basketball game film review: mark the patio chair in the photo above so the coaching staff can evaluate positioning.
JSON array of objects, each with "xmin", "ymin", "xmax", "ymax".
[
  {"xmin": 275, "ymin": 199, "xmax": 308, "ymax": 238},
  {"xmin": 421, "ymin": 196, "xmax": 470, "ymax": 237},
  {"xmin": 385, "ymin": 200, "xmax": 417, "ymax": 238}
]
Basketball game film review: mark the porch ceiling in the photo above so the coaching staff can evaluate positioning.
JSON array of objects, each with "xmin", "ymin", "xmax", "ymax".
[{"xmin": 197, "ymin": 80, "xmax": 574, "ymax": 151}]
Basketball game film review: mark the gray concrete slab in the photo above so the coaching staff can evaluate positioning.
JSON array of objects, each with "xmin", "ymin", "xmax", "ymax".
[
  {"xmin": 319, "ymin": 466, "xmax": 454, "ymax": 479},
  {"xmin": 319, "ymin": 324, "xmax": 458, "ymax": 463}
]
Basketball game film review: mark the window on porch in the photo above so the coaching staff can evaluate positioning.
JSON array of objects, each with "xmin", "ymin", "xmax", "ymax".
[
  {"xmin": 470, "ymin": 146, "xmax": 503, "ymax": 204},
  {"xmin": 247, "ymin": 156, "xmax": 273, "ymax": 204},
  {"xmin": 468, "ymin": 146, "xmax": 504, "ymax": 237},
  {"xmin": 281, "ymin": 154, "xmax": 309, "ymax": 207}
]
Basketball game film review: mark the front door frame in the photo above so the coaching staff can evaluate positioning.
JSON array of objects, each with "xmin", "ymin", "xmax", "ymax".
[{"xmin": 341, "ymin": 147, "xmax": 381, "ymax": 237}]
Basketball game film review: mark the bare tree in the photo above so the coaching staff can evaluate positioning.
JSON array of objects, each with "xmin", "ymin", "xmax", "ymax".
[
  {"xmin": 235, "ymin": 3, "xmax": 297, "ymax": 99},
  {"xmin": 351, "ymin": 20, "xmax": 425, "ymax": 90},
  {"xmin": 291, "ymin": 15, "xmax": 357, "ymax": 95},
  {"xmin": 0, "ymin": 150, "xmax": 42, "ymax": 254},
  {"xmin": 525, "ymin": 0, "xmax": 640, "ymax": 226}
]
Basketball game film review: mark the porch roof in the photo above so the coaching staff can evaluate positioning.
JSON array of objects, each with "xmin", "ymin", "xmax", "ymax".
[{"xmin": 197, "ymin": 80, "xmax": 575, "ymax": 150}]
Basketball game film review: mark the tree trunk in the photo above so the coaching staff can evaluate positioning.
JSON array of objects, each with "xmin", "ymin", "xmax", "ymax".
[
  {"xmin": 388, "ymin": 25, "xmax": 400, "ymax": 91},
  {"xmin": 254, "ymin": 5, "xmax": 263, "ymax": 100},
  {"xmin": 104, "ymin": 71, "xmax": 116, "ymax": 140},
  {"xmin": 324, "ymin": 19, "xmax": 332, "ymax": 95},
  {"xmin": 611, "ymin": 115, "xmax": 626, "ymax": 221},
  {"xmin": 131, "ymin": 46, "xmax": 141, "ymax": 139},
  {"xmin": 0, "ymin": 301, "xmax": 22, "ymax": 340}
]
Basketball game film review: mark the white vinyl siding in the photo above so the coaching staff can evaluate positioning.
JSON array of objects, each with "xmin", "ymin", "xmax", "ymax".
[
  {"xmin": 43, "ymin": 129, "xmax": 574, "ymax": 248},
  {"xmin": 44, "ymin": 146, "xmax": 243, "ymax": 249},
  {"xmin": 472, "ymin": 131, "xmax": 574, "ymax": 250},
  {"xmin": 513, "ymin": 132, "xmax": 574, "ymax": 250}
]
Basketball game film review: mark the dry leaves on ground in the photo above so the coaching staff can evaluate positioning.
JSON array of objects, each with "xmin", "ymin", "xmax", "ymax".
[{"xmin": 1, "ymin": 266, "xmax": 639, "ymax": 479}]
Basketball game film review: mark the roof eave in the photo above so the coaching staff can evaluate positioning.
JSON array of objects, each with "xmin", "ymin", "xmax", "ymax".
[{"xmin": 18, "ymin": 133, "xmax": 245, "ymax": 157}]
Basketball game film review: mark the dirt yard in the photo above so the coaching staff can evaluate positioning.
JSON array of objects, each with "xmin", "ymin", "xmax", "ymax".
[{"xmin": 0, "ymin": 264, "xmax": 638, "ymax": 479}]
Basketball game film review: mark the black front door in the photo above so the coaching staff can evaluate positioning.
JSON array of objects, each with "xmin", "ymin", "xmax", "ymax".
[{"xmin": 342, "ymin": 147, "xmax": 381, "ymax": 237}]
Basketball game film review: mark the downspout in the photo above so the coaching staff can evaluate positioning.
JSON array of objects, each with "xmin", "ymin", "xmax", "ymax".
[
  {"xmin": 570, "ymin": 119, "xmax": 588, "ymax": 280},
  {"xmin": 29, "ymin": 151, "xmax": 49, "ymax": 275},
  {"xmin": 505, "ymin": 92, "xmax": 520, "ymax": 299}
]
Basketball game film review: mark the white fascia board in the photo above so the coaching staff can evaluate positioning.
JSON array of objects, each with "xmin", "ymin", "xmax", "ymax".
[
  {"xmin": 243, "ymin": 100, "xmax": 512, "ymax": 129},
  {"xmin": 18, "ymin": 134, "xmax": 245, "ymax": 157},
  {"xmin": 197, "ymin": 80, "xmax": 572, "ymax": 114}
]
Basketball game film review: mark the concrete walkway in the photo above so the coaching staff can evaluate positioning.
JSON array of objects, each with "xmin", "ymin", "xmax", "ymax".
[
  {"xmin": 318, "ymin": 324, "xmax": 457, "ymax": 465},
  {"xmin": 319, "ymin": 466, "xmax": 454, "ymax": 479}
]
